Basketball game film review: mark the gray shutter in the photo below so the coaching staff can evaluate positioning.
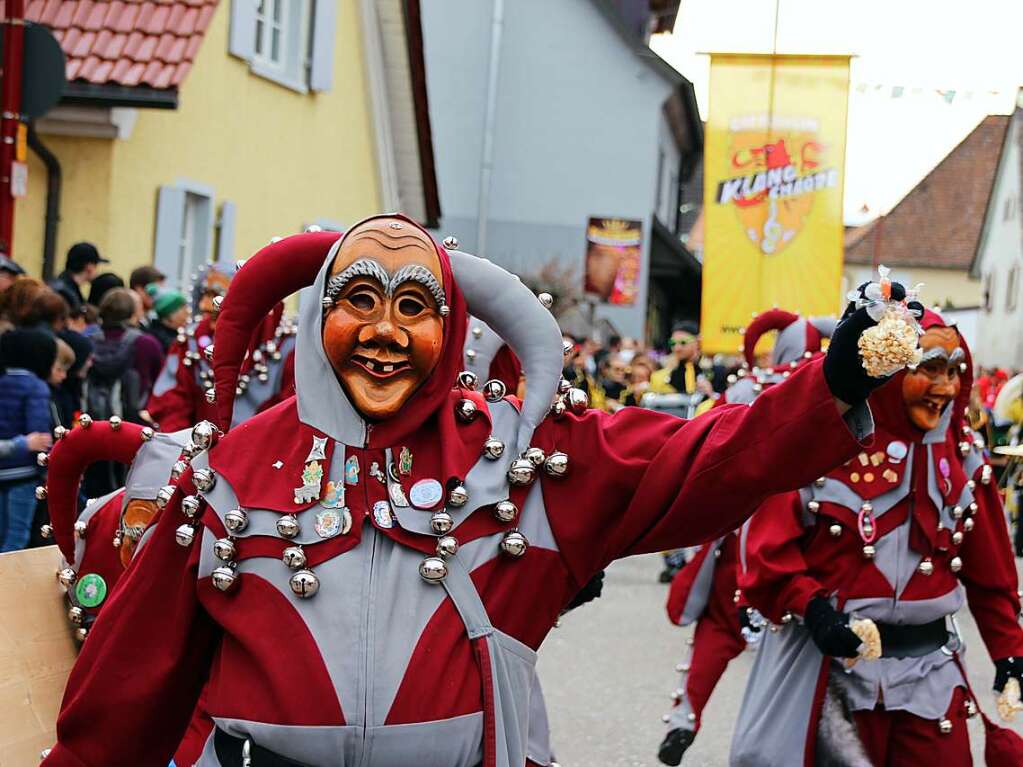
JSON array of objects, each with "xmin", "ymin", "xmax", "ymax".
[
  {"xmin": 228, "ymin": 0, "xmax": 257, "ymax": 60},
  {"xmin": 217, "ymin": 201, "xmax": 237, "ymax": 263},
  {"xmin": 309, "ymin": 0, "xmax": 337, "ymax": 92},
  {"xmin": 153, "ymin": 186, "xmax": 186, "ymax": 288}
]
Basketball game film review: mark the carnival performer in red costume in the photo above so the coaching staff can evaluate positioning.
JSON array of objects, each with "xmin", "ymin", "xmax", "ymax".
[
  {"xmin": 147, "ymin": 263, "xmax": 296, "ymax": 432},
  {"xmin": 42, "ymin": 214, "xmax": 890, "ymax": 767},
  {"xmin": 658, "ymin": 308, "xmax": 835, "ymax": 765},
  {"xmin": 732, "ymin": 309, "xmax": 1023, "ymax": 766}
]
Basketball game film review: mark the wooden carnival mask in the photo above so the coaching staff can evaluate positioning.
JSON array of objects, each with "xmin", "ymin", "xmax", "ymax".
[
  {"xmin": 198, "ymin": 270, "xmax": 230, "ymax": 330},
  {"xmin": 321, "ymin": 218, "xmax": 446, "ymax": 421},
  {"xmin": 901, "ymin": 326, "xmax": 963, "ymax": 432}
]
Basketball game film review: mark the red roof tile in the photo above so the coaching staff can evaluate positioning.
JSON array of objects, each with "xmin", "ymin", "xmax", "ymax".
[
  {"xmin": 26, "ymin": 0, "xmax": 218, "ymax": 91},
  {"xmin": 846, "ymin": 115, "xmax": 1010, "ymax": 270}
]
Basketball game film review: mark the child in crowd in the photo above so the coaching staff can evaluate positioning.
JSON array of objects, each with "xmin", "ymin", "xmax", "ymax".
[
  {"xmin": 0, "ymin": 328, "xmax": 57, "ymax": 551},
  {"xmin": 48, "ymin": 337, "xmax": 77, "ymax": 428}
]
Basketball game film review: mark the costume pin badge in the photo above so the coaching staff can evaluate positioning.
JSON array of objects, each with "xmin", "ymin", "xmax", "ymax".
[
  {"xmin": 294, "ymin": 460, "xmax": 323, "ymax": 504},
  {"xmin": 345, "ymin": 456, "xmax": 360, "ymax": 485},
  {"xmin": 315, "ymin": 507, "xmax": 352, "ymax": 538},
  {"xmin": 398, "ymin": 447, "xmax": 413, "ymax": 476}
]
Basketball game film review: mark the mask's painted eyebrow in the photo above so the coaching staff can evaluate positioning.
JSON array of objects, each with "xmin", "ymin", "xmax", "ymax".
[
  {"xmin": 324, "ymin": 258, "xmax": 390, "ymax": 303},
  {"xmin": 917, "ymin": 346, "xmax": 965, "ymax": 365},
  {"xmin": 389, "ymin": 264, "xmax": 446, "ymax": 308}
]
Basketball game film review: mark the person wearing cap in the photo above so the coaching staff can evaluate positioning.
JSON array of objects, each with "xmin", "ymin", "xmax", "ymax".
[
  {"xmin": 0, "ymin": 252, "xmax": 25, "ymax": 292},
  {"xmin": 50, "ymin": 242, "xmax": 109, "ymax": 314},
  {"xmin": 41, "ymin": 216, "xmax": 896, "ymax": 767},
  {"xmin": 146, "ymin": 291, "xmax": 189, "ymax": 353}
]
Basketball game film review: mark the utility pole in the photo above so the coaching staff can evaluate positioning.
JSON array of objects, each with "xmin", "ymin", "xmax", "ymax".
[{"xmin": 0, "ymin": 0, "xmax": 25, "ymax": 257}]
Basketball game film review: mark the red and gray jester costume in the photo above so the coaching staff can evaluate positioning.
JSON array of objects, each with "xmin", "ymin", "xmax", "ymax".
[
  {"xmin": 43, "ymin": 216, "xmax": 873, "ymax": 767},
  {"xmin": 732, "ymin": 310, "xmax": 1023, "ymax": 766}
]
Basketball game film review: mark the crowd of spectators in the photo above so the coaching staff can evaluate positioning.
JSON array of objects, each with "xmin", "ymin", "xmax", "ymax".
[{"xmin": 0, "ymin": 243, "xmax": 190, "ymax": 553}]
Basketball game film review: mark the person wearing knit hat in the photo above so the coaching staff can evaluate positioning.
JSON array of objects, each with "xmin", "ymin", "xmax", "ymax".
[{"xmin": 146, "ymin": 291, "xmax": 188, "ymax": 354}]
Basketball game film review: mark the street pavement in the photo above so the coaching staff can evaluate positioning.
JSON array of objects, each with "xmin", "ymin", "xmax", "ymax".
[{"xmin": 537, "ymin": 553, "xmax": 1023, "ymax": 766}]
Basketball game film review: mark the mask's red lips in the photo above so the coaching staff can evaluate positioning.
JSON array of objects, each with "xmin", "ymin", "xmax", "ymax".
[{"xmin": 351, "ymin": 353, "xmax": 411, "ymax": 379}]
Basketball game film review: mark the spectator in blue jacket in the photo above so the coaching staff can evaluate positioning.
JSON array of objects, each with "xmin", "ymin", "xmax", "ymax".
[{"xmin": 0, "ymin": 329, "xmax": 57, "ymax": 551}]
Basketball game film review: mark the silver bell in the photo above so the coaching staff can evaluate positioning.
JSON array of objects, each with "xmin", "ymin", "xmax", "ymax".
[
  {"xmin": 109, "ymin": 415, "xmax": 122, "ymax": 430},
  {"xmin": 289, "ymin": 569, "xmax": 320, "ymax": 598},
  {"xmin": 212, "ymin": 295, "xmax": 224, "ymax": 312},
  {"xmin": 277, "ymin": 514, "xmax": 300, "ymax": 538},
  {"xmin": 182, "ymin": 441, "xmax": 202, "ymax": 459},
  {"xmin": 448, "ymin": 484, "xmax": 469, "ymax": 507},
  {"xmin": 544, "ymin": 451, "xmax": 569, "ymax": 478},
  {"xmin": 808, "ymin": 500, "xmax": 820, "ymax": 513},
  {"xmin": 35, "ymin": 485, "xmax": 47, "ymax": 500},
  {"xmin": 483, "ymin": 379, "xmax": 506, "ymax": 402},
  {"xmin": 472, "ymin": 326, "xmax": 483, "ymax": 339},
  {"xmin": 938, "ymin": 718, "xmax": 953, "ymax": 734},
  {"xmin": 282, "ymin": 545, "xmax": 307, "ymax": 569},
  {"xmin": 193, "ymin": 468, "xmax": 216, "ymax": 493},
  {"xmin": 211, "ymin": 564, "xmax": 238, "ymax": 592},
  {"xmin": 952, "ymin": 505, "xmax": 963, "ymax": 519},
  {"xmin": 562, "ymin": 340, "xmax": 574, "ymax": 357},
  {"xmin": 918, "ymin": 559, "xmax": 934, "ymax": 576},
  {"xmin": 224, "ymin": 508, "xmax": 249, "ymax": 533},
  {"xmin": 483, "ymin": 437, "xmax": 505, "ymax": 460},
  {"xmin": 203, "ymin": 344, "xmax": 215, "ymax": 362},
  {"xmin": 500, "ymin": 530, "xmax": 528, "ymax": 558},
  {"xmin": 36, "ymin": 451, "xmax": 49, "ymax": 467},
  {"xmin": 538, "ymin": 292, "xmax": 554, "ymax": 309},
  {"xmin": 952, "ymin": 531, "xmax": 963, "ymax": 545},
  {"xmin": 53, "ymin": 425, "xmax": 68, "ymax": 440},
  {"xmin": 436, "ymin": 536, "xmax": 459, "ymax": 557},
  {"xmin": 39, "ymin": 523, "xmax": 53, "ymax": 539},
  {"xmin": 191, "ymin": 420, "xmax": 217, "ymax": 450},
  {"xmin": 112, "ymin": 529, "xmax": 124, "ymax": 548},
  {"xmin": 550, "ymin": 399, "xmax": 567, "ymax": 419},
  {"xmin": 493, "ymin": 500, "xmax": 517, "ymax": 522},
  {"xmin": 57, "ymin": 567, "xmax": 77, "ymax": 588},
  {"xmin": 950, "ymin": 556, "xmax": 962, "ymax": 572},
  {"xmin": 442, "ymin": 236, "xmax": 459, "ymax": 250},
  {"xmin": 963, "ymin": 517, "xmax": 975, "ymax": 532},
  {"xmin": 430, "ymin": 511, "xmax": 454, "ymax": 535},
  {"xmin": 862, "ymin": 545, "xmax": 876, "ymax": 560},
  {"xmin": 457, "ymin": 371, "xmax": 479, "ymax": 390},
  {"xmin": 455, "ymin": 398, "xmax": 479, "ymax": 423},
  {"xmin": 213, "ymin": 537, "xmax": 236, "ymax": 561},
  {"xmin": 465, "ymin": 348, "xmax": 477, "ymax": 361},
  {"xmin": 828, "ymin": 524, "xmax": 842, "ymax": 537},
  {"xmin": 523, "ymin": 447, "xmax": 546, "ymax": 466},
  {"xmin": 181, "ymin": 495, "xmax": 201, "ymax": 519},
  {"xmin": 419, "ymin": 556, "xmax": 448, "ymax": 583},
  {"xmin": 141, "ymin": 427, "xmax": 154, "ymax": 441},
  {"xmin": 507, "ymin": 458, "xmax": 536, "ymax": 486},
  {"xmin": 67, "ymin": 606, "xmax": 85, "ymax": 625},
  {"xmin": 557, "ymin": 378, "xmax": 572, "ymax": 394},
  {"xmin": 566, "ymin": 388, "xmax": 588, "ymax": 415},
  {"xmin": 156, "ymin": 485, "xmax": 176, "ymax": 509},
  {"xmin": 170, "ymin": 460, "xmax": 188, "ymax": 480},
  {"xmin": 74, "ymin": 627, "xmax": 88, "ymax": 643},
  {"xmin": 78, "ymin": 413, "xmax": 93, "ymax": 429},
  {"xmin": 205, "ymin": 388, "xmax": 216, "ymax": 404},
  {"xmin": 175, "ymin": 523, "xmax": 196, "ymax": 547},
  {"xmin": 74, "ymin": 520, "xmax": 88, "ymax": 538}
]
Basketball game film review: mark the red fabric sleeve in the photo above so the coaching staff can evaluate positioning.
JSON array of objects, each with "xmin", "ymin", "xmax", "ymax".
[
  {"xmin": 42, "ymin": 490, "xmax": 220, "ymax": 767},
  {"xmin": 666, "ymin": 545, "xmax": 711, "ymax": 625},
  {"xmin": 537, "ymin": 358, "xmax": 867, "ymax": 589},
  {"xmin": 147, "ymin": 348, "xmax": 201, "ymax": 432},
  {"xmin": 739, "ymin": 492, "xmax": 827, "ymax": 623},
  {"xmin": 959, "ymin": 476, "xmax": 1023, "ymax": 661}
]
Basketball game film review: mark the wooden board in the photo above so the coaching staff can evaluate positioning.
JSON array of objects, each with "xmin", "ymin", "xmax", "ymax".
[{"xmin": 0, "ymin": 546, "xmax": 77, "ymax": 766}]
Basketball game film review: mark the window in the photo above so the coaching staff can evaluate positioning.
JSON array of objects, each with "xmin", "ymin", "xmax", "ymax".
[
  {"xmin": 154, "ymin": 183, "xmax": 221, "ymax": 290},
  {"xmin": 229, "ymin": 0, "xmax": 336, "ymax": 93},
  {"xmin": 1008, "ymin": 265, "xmax": 1020, "ymax": 313}
]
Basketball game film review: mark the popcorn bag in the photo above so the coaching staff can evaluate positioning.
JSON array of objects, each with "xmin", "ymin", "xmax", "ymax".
[{"xmin": 851, "ymin": 265, "xmax": 923, "ymax": 378}]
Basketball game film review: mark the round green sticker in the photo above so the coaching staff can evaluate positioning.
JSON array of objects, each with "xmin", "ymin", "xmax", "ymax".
[{"xmin": 74, "ymin": 573, "xmax": 107, "ymax": 608}]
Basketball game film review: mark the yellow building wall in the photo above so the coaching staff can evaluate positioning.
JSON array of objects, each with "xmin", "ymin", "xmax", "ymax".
[{"xmin": 15, "ymin": 0, "xmax": 381, "ymax": 280}]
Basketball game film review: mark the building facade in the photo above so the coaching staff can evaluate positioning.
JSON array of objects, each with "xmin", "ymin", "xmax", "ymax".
[
  {"xmin": 420, "ymin": 0, "xmax": 700, "ymax": 340},
  {"xmin": 17, "ymin": 0, "xmax": 437, "ymax": 286}
]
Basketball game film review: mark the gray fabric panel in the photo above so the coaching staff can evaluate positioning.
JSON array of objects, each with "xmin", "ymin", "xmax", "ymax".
[
  {"xmin": 526, "ymin": 672, "xmax": 554, "ymax": 766},
  {"xmin": 71, "ymin": 489, "xmax": 123, "ymax": 569},
  {"xmin": 680, "ymin": 538, "xmax": 723, "ymax": 626},
  {"xmin": 440, "ymin": 552, "xmax": 494, "ymax": 639},
  {"xmin": 464, "ymin": 317, "xmax": 506, "ymax": 378},
  {"xmin": 844, "ymin": 588, "xmax": 964, "ymax": 627},
  {"xmin": 808, "ymin": 316, "xmax": 838, "ymax": 340},
  {"xmin": 152, "ymin": 350, "xmax": 179, "ymax": 397},
  {"xmin": 196, "ymin": 728, "xmax": 223, "ymax": 767},
  {"xmin": 231, "ymin": 334, "xmax": 296, "ymax": 426},
  {"xmin": 723, "ymin": 377, "xmax": 757, "ymax": 406},
  {"xmin": 730, "ymin": 624, "xmax": 822, "ymax": 766},
  {"xmin": 134, "ymin": 521, "xmax": 158, "ymax": 559},
  {"xmin": 294, "ymin": 236, "xmax": 368, "ymax": 446},
  {"xmin": 664, "ymin": 693, "xmax": 695, "ymax": 730},
  {"xmin": 205, "ymin": 714, "xmax": 484, "ymax": 767},
  {"xmin": 962, "ymin": 446, "xmax": 985, "ymax": 478},
  {"xmin": 516, "ymin": 481, "xmax": 558, "ymax": 553},
  {"xmin": 773, "ymin": 317, "xmax": 808, "ymax": 366},
  {"xmin": 811, "ymin": 446, "xmax": 913, "ymax": 518},
  {"xmin": 122, "ymin": 429, "xmax": 189, "ymax": 502},
  {"xmin": 486, "ymin": 629, "xmax": 536, "ymax": 767},
  {"xmin": 869, "ymin": 512, "xmax": 918, "ymax": 597},
  {"xmin": 447, "ymin": 251, "xmax": 564, "ymax": 455}
]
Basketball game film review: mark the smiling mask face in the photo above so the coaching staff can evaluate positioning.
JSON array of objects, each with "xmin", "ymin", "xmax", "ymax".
[
  {"xmin": 321, "ymin": 219, "xmax": 445, "ymax": 421},
  {"xmin": 901, "ymin": 326, "xmax": 963, "ymax": 431}
]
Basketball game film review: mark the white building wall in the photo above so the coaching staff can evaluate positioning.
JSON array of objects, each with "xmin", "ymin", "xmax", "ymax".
[{"xmin": 974, "ymin": 111, "xmax": 1023, "ymax": 369}]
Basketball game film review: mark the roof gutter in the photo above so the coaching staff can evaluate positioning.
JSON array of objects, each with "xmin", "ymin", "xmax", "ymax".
[{"xmin": 60, "ymin": 82, "xmax": 178, "ymax": 110}]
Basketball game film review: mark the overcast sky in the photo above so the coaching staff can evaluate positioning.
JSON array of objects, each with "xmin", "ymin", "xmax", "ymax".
[{"xmin": 650, "ymin": 0, "xmax": 1023, "ymax": 225}]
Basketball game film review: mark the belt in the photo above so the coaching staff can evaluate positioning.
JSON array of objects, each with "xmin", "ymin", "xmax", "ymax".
[
  {"xmin": 876, "ymin": 618, "xmax": 949, "ymax": 659},
  {"xmin": 214, "ymin": 729, "xmax": 309, "ymax": 767}
]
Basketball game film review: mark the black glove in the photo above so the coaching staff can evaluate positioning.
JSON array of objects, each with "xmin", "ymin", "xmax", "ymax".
[
  {"xmin": 658, "ymin": 728, "xmax": 696, "ymax": 766},
  {"xmin": 803, "ymin": 596, "xmax": 862, "ymax": 658},
  {"xmin": 564, "ymin": 570, "xmax": 605, "ymax": 612},
  {"xmin": 823, "ymin": 280, "xmax": 909, "ymax": 406},
  {"xmin": 738, "ymin": 606, "xmax": 753, "ymax": 631},
  {"xmin": 994, "ymin": 657, "xmax": 1023, "ymax": 693}
]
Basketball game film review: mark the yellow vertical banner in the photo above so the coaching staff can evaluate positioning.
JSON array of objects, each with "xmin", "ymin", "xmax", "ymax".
[{"xmin": 701, "ymin": 54, "xmax": 851, "ymax": 354}]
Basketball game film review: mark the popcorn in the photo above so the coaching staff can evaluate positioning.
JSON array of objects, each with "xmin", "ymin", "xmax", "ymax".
[
  {"xmin": 850, "ymin": 617, "xmax": 882, "ymax": 661},
  {"xmin": 997, "ymin": 677, "xmax": 1023, "ymax": 722},
  {"xmin": 858, "ymin": 308, "xmax": 924, "ymax": 378}
]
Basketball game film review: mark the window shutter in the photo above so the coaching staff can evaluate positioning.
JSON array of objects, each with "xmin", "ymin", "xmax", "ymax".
[
  {"xmin": 309, "ymin": 0, "xmax": 338, "ymax": 92},
  {"xmin": 217, "ymin": 201, "xmax": 237, "ymax": 264},
  {"xmin": 153, "ymin": 186, "xmax": 186, "ymax": 288},
  {"xmin": 228, "ymin": 0, "xmax": 257, "ymax": 60}
]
